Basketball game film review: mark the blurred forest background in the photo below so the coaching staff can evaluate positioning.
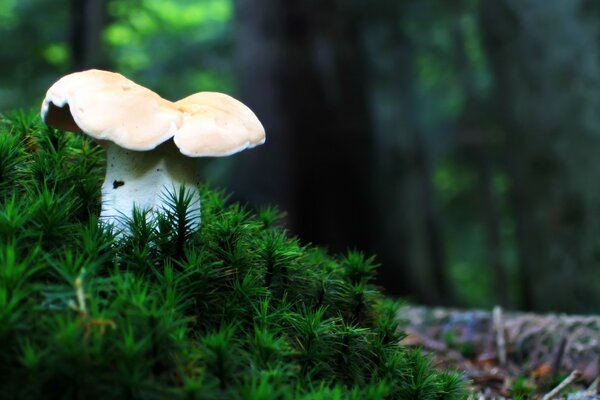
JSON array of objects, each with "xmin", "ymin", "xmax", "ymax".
[{"xmin": 2, "ymin": 0, "xmax": 600, "ymax": 313}]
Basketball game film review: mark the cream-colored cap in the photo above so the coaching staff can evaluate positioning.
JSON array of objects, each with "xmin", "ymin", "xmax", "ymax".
[
  {"xmin": 174, "ymin": 92, "xmax": 266, "ymax": 157},
  {"xmin": 41, "ymin": 69, "xmax": 182, "ymax": 151},
  {"xmin": 41, "ymin": 70, "xmax": 266, "ymax": 156}
]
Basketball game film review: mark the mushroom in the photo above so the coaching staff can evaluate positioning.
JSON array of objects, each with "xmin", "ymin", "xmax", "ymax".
[{"xmin": 41, "ymin": 69, "xmax": 265, "ymax": 232}]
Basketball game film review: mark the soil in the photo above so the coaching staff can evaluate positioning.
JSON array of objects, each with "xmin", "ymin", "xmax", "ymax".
[{"xmin": 398, "ymin": 306, "xmax": 600, "ymax": 399}]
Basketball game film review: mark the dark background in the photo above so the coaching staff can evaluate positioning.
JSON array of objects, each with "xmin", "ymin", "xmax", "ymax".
[{"xmin": 2, "ymin": 0, "xmax": 600, "ymax": 313}]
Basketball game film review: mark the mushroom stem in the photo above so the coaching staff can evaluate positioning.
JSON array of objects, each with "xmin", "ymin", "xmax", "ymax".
[{"xmin": 100, "ymin": 140, "xmax": 201, "ymax": 232}]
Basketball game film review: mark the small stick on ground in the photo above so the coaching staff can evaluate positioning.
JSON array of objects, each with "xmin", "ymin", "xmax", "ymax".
[
  {"xmin": 586, "ymin": 377, "xmax": 599, "ymax": 395},
  {"xmin": 542, "ymin": 370, "xmax": 581, "ymax": 400},
  {"xmin": 493, "ymin": 306, "xmax": 506, "ymax": 366},
  {"xmin": 550, "ymin": 336, "xmax": 567, "ymax": 378}
]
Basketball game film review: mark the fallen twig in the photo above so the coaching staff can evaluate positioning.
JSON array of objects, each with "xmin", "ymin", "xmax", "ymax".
[
  {"xmin": 586, "ymin": 377, "xmax": 599, "ymax": 394},
  {"xmin": 493, "ymin": 306, "xmax": 506, "ymax": 366},
  {"xmin": 542, "ymin": 370, "xmax": 581, "ymax": 400},
  {"xmin": 551, "ymin": 336, "xmax": 567, "ymax": 378}
]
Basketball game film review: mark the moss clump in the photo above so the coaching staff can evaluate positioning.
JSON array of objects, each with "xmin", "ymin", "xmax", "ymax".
[{"xmin": 0, "ymin": 111, "xmax": 465, "ymax": 399}]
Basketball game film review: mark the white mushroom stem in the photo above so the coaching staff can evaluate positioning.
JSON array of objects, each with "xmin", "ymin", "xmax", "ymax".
[
  {"xmin": 100, "ymin": 140, "xmax": 201, "ymax": 232},
  {"xmin": 40, "ymin": 70, "xmax": 266, "ymax": 236}
]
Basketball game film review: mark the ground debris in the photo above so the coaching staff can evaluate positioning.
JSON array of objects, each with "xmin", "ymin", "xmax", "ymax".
[{"xmin": 399, "ymin": 306, "xmax": 600, "ymax": 399}]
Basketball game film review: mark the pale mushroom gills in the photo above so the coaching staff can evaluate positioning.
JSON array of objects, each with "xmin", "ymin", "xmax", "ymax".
[{"xmin": 40, "ymin": 69, "xmax": 265, "ymax": 232}]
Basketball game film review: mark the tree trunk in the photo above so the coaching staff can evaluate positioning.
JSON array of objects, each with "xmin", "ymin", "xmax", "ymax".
[
  {"xmin": 477, "ymin": 146, "xmax": 509, "ymax": 307},
  {"xmin": 478, "ymin": 0, "xmax": 600, "ymax": 311},
  {"xmin": 353, "ymin": 3, "xmax": 452, "ymax": 300},
  {"xmin": 232, "ymin": 0, "xmax": 376, "ymax": 253},
  {"xmin": 70, "ymin": 0, "xmax": 105, "ymax": 70},
  {"xmin": 480, "ymin": 0, "xmax": 535, "ymax": 310},
  {"xmin": 454, "ymin": 21, "xmax": 509, "ymax": 308}
]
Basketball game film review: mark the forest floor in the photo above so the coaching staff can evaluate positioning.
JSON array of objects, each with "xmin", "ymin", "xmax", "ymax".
[{"xmin": 398, "ymin": 306, "xmax": 600, "ymax": 399}]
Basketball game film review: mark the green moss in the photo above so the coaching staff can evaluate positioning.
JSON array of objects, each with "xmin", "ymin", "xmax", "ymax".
[{"xmin": 0, "ymin": 111, "xmax": 466, "ymax": 399}]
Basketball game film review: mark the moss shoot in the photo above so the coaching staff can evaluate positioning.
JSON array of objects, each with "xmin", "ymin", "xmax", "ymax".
[{"xmin": 0, "ymin": 111, "xmax": 465, "ymax": 399}]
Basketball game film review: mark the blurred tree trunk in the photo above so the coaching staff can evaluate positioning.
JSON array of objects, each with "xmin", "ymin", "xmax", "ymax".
[
  {"xmin": 414, "ymin": 129, "xmax": 453, "ymax": 304},
  {"xmin": 478, "ymin": 150, "xmax": 509, "ymax": 306},
  {"xmin": 399, "ymin": 40, "xmax": 453, "ymax": 305},
  {"xmin": 454, "ymin": 23, "xmax": 509, "ymax": 307},
  {"xmin": 232, "ymin": 1, "xmax": 377, "ymax": 254},
  {"xmin": 359, "ymin": 3, "xmax": 452, "ymax": 302},
  {"xmin": 480, "ymin": 1, "xmax": 540, "ymax": 310},
  {"xmin": 480, "ymin": 0, "xmax": 600, "ymax": 311},
  {"xmin": 70, "ymin": 0, "xmax": 105, "ymax": 70}
]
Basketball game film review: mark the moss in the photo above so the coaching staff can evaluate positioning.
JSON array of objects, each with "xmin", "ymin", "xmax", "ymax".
[{"xmin": 0, "ymin": 111, "xmax": 466, "ymax": 399}]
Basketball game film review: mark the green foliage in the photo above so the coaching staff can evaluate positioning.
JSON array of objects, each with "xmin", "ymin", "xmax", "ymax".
[
  {"xmin": 0, "ymin": 0, "xmax": 234, "ymax": 111},
  {"xmin": 105, "ymin": 0, "xmax": 235, "ymax": 100},
  {"xmin": 0, "ymin": 112, "xmax": 465, "ymax": 399},
  {"xmin": 509, "ymin": 376, "xmax": 536, "ymax": 399}
]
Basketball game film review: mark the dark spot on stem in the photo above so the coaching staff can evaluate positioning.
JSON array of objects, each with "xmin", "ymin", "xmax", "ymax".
[{"xmin": 113, "ymin": 180, "xmax": 125, "ymax": 189}]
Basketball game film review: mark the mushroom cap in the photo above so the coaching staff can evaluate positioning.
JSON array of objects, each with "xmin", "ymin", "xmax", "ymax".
[
  {"xmin": 41, "ymin": 69, "xmax": 182, "ymax": 151},
  {"xmin": 174, "ymin": 92, "xmax": 266, "ymax": 157},
  {"xmin": 41, "ymin": 70, "xmax": 266, "ymax": 156}
]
